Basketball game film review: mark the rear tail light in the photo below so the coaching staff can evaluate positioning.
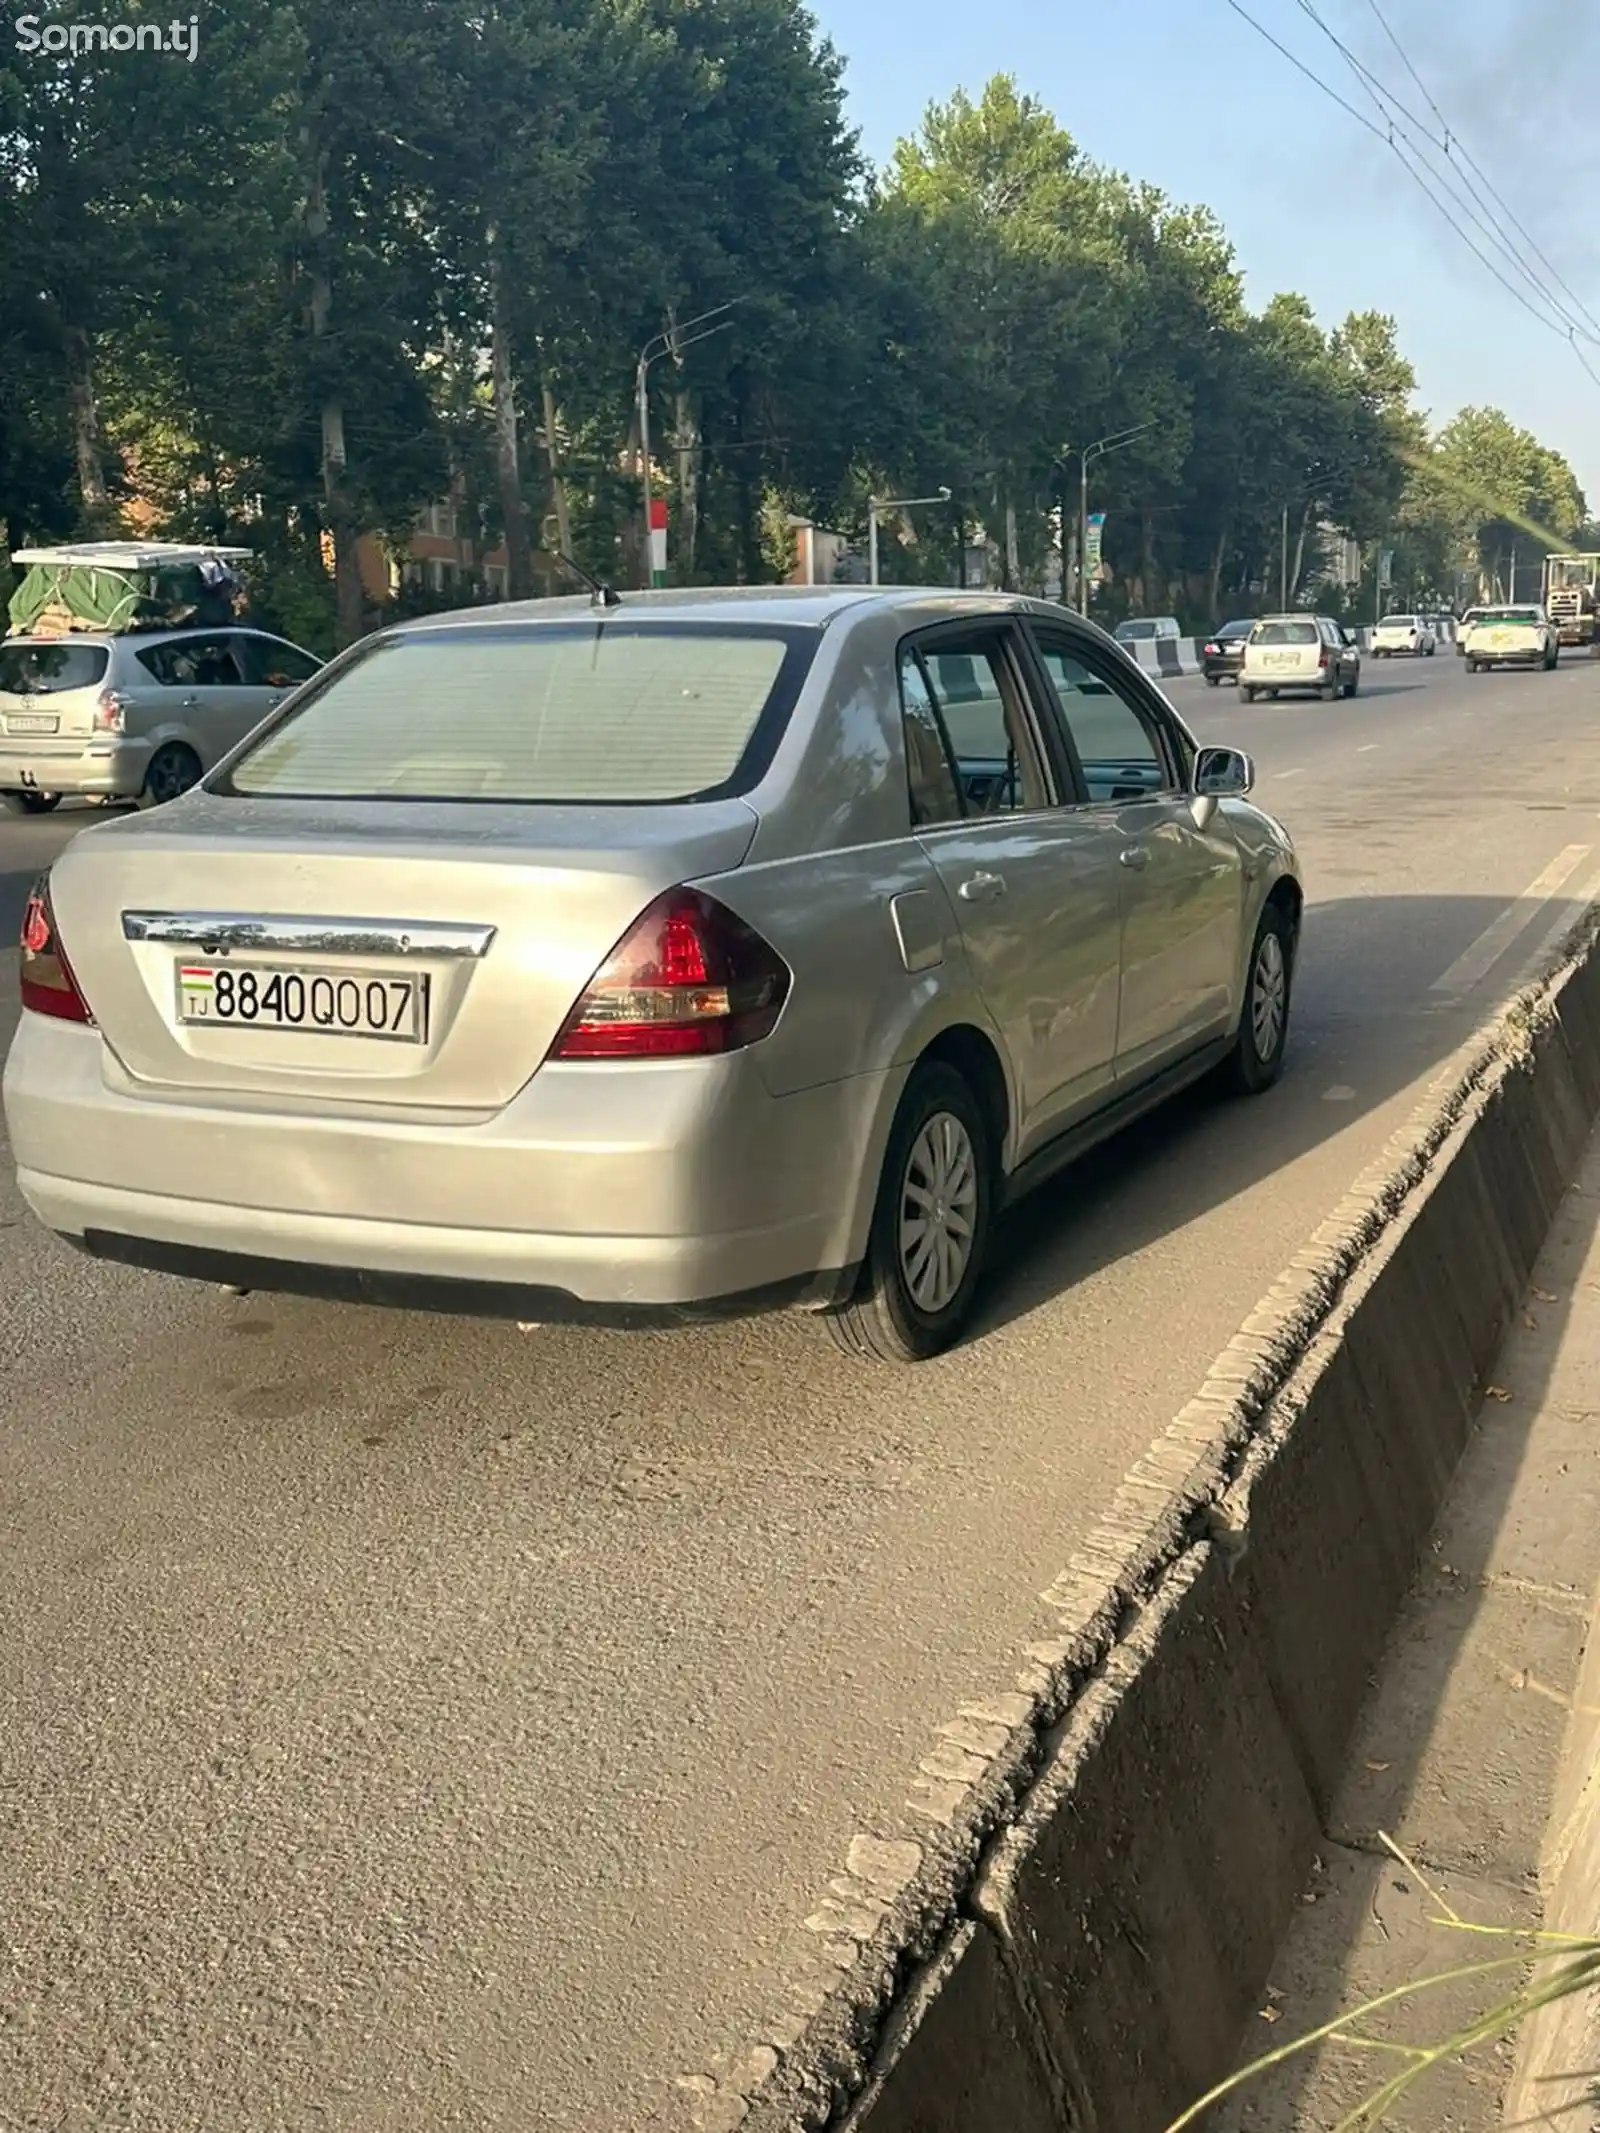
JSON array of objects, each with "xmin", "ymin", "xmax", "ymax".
[
  {"xmin": 19, "ymin": 874, "xmax": 94, "ymax": 1024},
  {"xmin": 94, "ymin": 688, "xmax": 127, "ymax": 733},
  {"xmin": 551, "ymin": 887, "xmax": 790, "ymax": 1060},
  {"xmin": 1204, "ymin": 642, "xmax": 1221, "ymax": 656},
  {"xmin": 1318, "ymin": 644, "xmax": 1331, "ymax": 667}
]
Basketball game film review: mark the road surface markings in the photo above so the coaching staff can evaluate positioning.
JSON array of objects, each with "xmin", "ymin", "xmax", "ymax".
[
  {"xmin": 1322, "ymin": 1084, "xmax": 1357, "ymax": 1102},
  {"xmin": 1516, "ymin": 860, "xmax": 1600, "ymax": 981},
  {"xmin": 1276, "ymin": 767, "xmax": 1305, "ymax": 780},
  {"xmin": 1430, "ymin": 845, "xmax": 1593, "ymax": 1001},
  {"xmin": 1357, "ymin": 743, "xmax": 1379, "ymax": 753}
]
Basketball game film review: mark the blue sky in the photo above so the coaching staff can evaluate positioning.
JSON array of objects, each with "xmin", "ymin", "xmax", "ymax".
[{"xmin": 805, "ymin": 0, "xmax": 1600, "ymax": 507}]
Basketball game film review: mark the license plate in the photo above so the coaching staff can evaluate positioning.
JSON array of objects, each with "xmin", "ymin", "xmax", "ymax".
[
  {"xmin": 1493, "ymin": 632, "xmax": 1511, "ymax": 646},
  {"xmin": 1263, "ymin": 652, "xmax": 1299, "ymax": 670},
  {"xmin": 5, "ymin": 713, "xmax": 58, "ymax": 734},
  {"xmin": 176, "ymin": 962, "xmax": 429, "ymax": 1042}
]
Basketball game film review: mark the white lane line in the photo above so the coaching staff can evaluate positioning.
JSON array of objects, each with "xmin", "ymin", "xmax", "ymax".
[
  {"xmin": 1431, "ymin": 845, "xmax": 1593, "ymax": 1000},
  {"xmin": 1276, "ymin": 767, "xmax": 1305, "ymax": 780},
  {"xmin": 1357, "ymin": 742, "xmax": 1379, "ymax": 753},
  {"xmin": 1518, "ymin": 861, "xmax": 1600, "ymax": 979}
]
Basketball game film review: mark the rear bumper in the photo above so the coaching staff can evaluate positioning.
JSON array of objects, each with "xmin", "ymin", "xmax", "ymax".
[
  {"xmin": 4, "ymin": 1011, "xmax": 898, "ymax": 1314},
  {"xmin": 0, "ymin": 736, "xmax": 153, "ymax": 796}
]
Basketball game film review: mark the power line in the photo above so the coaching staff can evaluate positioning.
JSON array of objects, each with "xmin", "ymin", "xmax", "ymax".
[
  {"xmin": 1223, "ymin": 0, "xmax": 1600, "ymax": 397},
  {"xmin": 1357, "ymin": 0, "xmax": 1600, "ymax": 345},
  {"xmin": 1290, "ymin": 0, "xmax": 1592, "ymax": 345}
]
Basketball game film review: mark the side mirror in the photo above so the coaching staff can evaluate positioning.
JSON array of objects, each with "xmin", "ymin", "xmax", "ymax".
[{"xmin": 1194, "ymin": 744, "xmax": 1254, "ymax": 797}]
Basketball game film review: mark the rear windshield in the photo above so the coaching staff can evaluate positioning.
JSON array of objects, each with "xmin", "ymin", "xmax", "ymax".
[
  {"xmin": 1219, "ymin": 620, "xmax": 1252, "ymax": 637},
  {"xmin": 1251, "ymin": 621, "xmax": 1318, "ymax": 645},
  {"xmin": 1116, "ymin": 621, "xmax": 1158, "ymax": 640},
  {"xmin": 220, "ymin": 621, "xmax": 812, "ymax": 803},
  {"xmin": 1380, "ymin": 615, "xmax": 1417, "ymax": 629},
  {"xmin": 0, "ymin": 641, "xmax": 110, "ymax": 695},
  {"xmin": 1475, "ymin": 609, "xmax": 1542, "ymax": 627}
]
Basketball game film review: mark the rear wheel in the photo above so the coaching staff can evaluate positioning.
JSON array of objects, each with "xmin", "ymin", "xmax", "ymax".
[
  {"xmin": 826, "ymin": 1059, "xmax": 995, "ymax": 1364},
  {"xmin": 1343, "ymin": 674, "xmax": 1359, "ymax": 699},
  {"xmin": 1466, "ymin": 658, "xmax": 1482, "ymax": 674},
  {"xmin": 1205, "ymin": 674, "xmax": 1220, "ymax": 687},
  {"xmin": 0, "ymin": 790, "xmax": 61, "ymax": 816},
  {"xmin": 140, "ymin": 742, "xmax": 202, "ymax": 807},
  {"xmin": 1320, "ymin": 679, "xmax": 1338, "ymax": 702},
  {"xmin": 1220, "ymin": 901, "xmax": 1294, "ymax": 1096},
  {"xmin": 1240, "ymin": 685, "xmax": 1258, "ymax": 703}
]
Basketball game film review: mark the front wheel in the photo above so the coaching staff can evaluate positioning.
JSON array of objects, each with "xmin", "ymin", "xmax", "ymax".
[
  {"xmin": 826, "ymin": 1059, "xmax": 995, "ymax": 1364},
  {"xmin": 1220, "ymin": 902, "xmax": 1294, "ymax": 1096},
  {"xmin": 0, "ymin": 790, "xmax": 61, "ymax": 816}
]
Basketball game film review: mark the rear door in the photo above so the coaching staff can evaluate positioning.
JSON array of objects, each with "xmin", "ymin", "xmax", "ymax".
[
  {"xmin": 129, "ymin": 633, "xmax": 254, "ymax": 765},
  {"xmin": 1023, "ymin": 623, "xmax": 1243, "ymax": 1082},
  {"xmin": 900, "ymin": 621, "xmax": 1123, "ymax": 1154}
]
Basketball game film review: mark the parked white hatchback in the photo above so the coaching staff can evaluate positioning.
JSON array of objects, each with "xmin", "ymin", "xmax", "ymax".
[{"xmin": 1371, "ymin": 613, "xmax": 1436, "ymax": 658}]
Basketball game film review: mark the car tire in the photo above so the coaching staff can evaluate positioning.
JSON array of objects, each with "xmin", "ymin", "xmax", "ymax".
[
  {"xmin": 139, "ymin": 743, "xmax": 203, "ymax": 808},
  {"xmin": 826, "ymin": 1059, "xmax": 995, "ymax": 1365},
  {"xmin": 1219, "ymin": 900, "xmax": 1294, "ymax": 1097},
  {"xmin": 1466, "ymin": 659, "xmax": 1481, "ymax": 674},
  {"xmin": 1241, "ymin": 685, "xmax": 1258, "ymax": 703},
  {"xmin": 1320, "ymin": 679, "xmax": 1338, "ymax": 702},
  {"xmin": 1205, "ymin": 674, "xmax": 1220, "ymax": 687},
  {"xmin": 0, "ymin": 790, "xmax": 62, "ymax": 815},
  {"xmin": 1344, "ymin": 675, "xmax": 1358, "ymax": 699}
]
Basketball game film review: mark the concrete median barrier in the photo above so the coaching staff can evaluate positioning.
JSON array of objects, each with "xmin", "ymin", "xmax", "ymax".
[{"xmin": 685, "ymin": 908, "xmax": 1600, "ymax": 2133}]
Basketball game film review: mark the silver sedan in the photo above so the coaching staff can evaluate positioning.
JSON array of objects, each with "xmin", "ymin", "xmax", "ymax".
[{"xmin": 3, "ymin": 586, "xmax": 1302, "ymax": 1362}]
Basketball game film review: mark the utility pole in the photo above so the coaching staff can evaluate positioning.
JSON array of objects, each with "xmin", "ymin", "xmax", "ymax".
[
  {"xmin": 867, "ymin": 489, "xmax": 951, "ymax": 586},
  {"xmin": 1073, "ymin": 423, "xmax": 1157, "ymax": 613},
  {"xmin": 635, "ymin": 300, "xmax": 744, "ymax": 589},
  {"xmin": 1280, "ymin": 503, "xmax": 1290, "ymax": 612}
]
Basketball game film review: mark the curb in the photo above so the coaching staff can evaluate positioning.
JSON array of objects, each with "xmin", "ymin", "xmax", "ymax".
[{"xmin": 680, "ymin": 905, "xmax": 1600, "ymax": 2133}]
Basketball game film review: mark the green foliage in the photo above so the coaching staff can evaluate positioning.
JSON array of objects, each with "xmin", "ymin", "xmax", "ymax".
[{"xmin": 0, "ymin": 23, "xmax": 1586, "ymax": 626}]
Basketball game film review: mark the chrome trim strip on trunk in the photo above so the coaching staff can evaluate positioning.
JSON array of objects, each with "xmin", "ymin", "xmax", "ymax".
[{"xmin": 120, "ymin": 912, "xmax": 497, "ymax": 959}]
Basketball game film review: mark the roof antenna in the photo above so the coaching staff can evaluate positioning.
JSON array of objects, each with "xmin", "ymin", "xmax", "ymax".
[{"xmin": 546, "ymin": 550, "xmax": 621, "ymax": 609}]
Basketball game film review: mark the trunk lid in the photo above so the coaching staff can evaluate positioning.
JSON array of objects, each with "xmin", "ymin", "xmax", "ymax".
[
  {"xmin": 0, "ymin": 637, "xmax": 112, "ymax": 739},
  {"xmin": 46, "ymin": 791, "xmax": 761, "ymax": 1110}
]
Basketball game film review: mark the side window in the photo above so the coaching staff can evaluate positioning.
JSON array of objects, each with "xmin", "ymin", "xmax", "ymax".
[
  {"xmin": 897, "ymin": 650, "xmax": 963, "ymax": 827},
  {"xmin": 134, "ymin": 635, "xmax": 244, "ymax": 688},
  {"xmin": 1031, "ymin": 634, "xmax": 1177, "ymax": 802},
  {"xmin": 908, "ymin": 632, "xmax": 1052, "ymax": 817},
  {"xmin": 237, "ymin": 635, "xmax": 323, "ymax": 689}
]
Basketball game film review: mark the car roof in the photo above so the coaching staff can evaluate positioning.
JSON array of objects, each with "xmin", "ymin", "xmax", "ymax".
[
  {"xmin": 384, "ymin": 584, "xmax": 1056, "ymax": 636},
  {"xmin": 2, "ymin": 624, "xmax": 268, "ymax": 650}
]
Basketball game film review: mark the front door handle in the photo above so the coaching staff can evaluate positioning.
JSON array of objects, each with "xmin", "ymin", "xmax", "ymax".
[
  {"xmin": 957, "ymin": 871, "xmax": 1007, "ymax": 903},
  {"xmin": 1119, "ymin": 844, "xmax": 1150, "ymax": 871},
  {"xmin": 180, "ymin": 694, "xmax": 201, "ymax": 710}
]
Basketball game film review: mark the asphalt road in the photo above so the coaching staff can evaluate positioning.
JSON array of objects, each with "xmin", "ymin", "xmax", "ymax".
[{"xmin": 3, "ymin": 644, "xmax": 1599, "ymax": 2132}]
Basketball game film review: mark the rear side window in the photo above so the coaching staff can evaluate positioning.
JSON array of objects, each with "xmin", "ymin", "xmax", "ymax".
[
  {"xmin": 222, "ymin": 622, "xmax": 808, "ymax": 803},
  {"xmin": 0, "ymin": 642, "xmax": 109, "ymax": 695},
  {"xmin": 898, "ymin": 652, "xmax": 963, "ymax": 826},
  {"xmin": 1252, "ymin": 622, "xmax": 1319, "ymax": 646}
]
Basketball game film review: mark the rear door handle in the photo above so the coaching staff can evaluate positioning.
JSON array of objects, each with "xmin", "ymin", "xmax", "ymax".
[
  {"xmin": 1119, "ymin": 845, "xmax": 1150, "ymax": 871},
  {"xmin": 957, "ymin": 871, "xmax": 1007, "ymax": 903}
]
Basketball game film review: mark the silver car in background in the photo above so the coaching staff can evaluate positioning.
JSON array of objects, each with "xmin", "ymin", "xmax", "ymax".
[
  {"xmin": 0, "ymin": 625, "xmax": 324, "ymax": 810},
  {"xmin": 3, "ymin": 587, "xmax": 1302, "ymax": 1362}
]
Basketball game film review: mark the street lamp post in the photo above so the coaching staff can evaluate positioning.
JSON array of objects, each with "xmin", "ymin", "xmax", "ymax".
[
  {"xmin": 1075, "ymin": 424, "xmax": 1156, "ymax": 612},
  {"xmin": 867, "ymin": 488, "xmax": 952, "ymax": 585},
  {"xmin": 635, "ymin": 300, "xmax": 744, "ymax": 589}
]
